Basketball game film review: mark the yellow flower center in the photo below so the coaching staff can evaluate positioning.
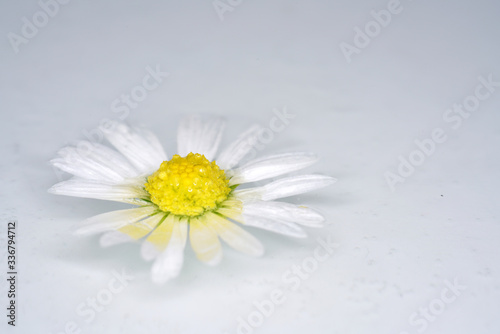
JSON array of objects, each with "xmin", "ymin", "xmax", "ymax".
[{"xmin": 145, "ymin": 153, "xmax": 231, "ymax": 217}]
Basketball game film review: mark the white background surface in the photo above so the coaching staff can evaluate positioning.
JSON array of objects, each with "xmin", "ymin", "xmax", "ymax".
[{"xmin": 1, "ymin": 0, "xmax": 500, "ymax": 333}]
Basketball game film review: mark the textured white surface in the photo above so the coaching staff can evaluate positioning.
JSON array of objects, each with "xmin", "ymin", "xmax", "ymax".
[{"xmin": 1, "ymin": 0, "xmax": 500, "ymax": 333}]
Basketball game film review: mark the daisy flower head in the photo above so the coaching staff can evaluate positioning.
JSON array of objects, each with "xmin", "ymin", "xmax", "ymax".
[{"xmin": 49, "ymin": 115, "xmax": 336, "ymax": 284}]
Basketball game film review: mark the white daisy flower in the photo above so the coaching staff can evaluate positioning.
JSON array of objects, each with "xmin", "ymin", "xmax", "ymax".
[{"xmin": 49, "ymin": 115, "xmax": 336, "ymax": 284}]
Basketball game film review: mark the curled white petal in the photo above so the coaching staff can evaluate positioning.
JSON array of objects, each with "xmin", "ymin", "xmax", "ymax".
[
  {"xmin": 243, "ymin": 201, "xmax": 325, "ymax": 227},
  {"xmin": 177, "ymin": 115, "xmax": 225, "ymax": 161},
  {"xmin": 217, "ymin": 125, "xmax": 263, "ymax": 170},
  {"xmin": 229, "ymin": 152, "xmax": 318, "ymax": 185},
  {"xmin": 48, "ymin": 178, "xmax": 148, "ymax": 204},
  {"xmin": 73, "ymin": 206, "xmax": 157, "ymax": 236},
  {"xmin": 100, "ymin": 121, "xmax": 167, "ymax": 175},
  {"xmin": 151, "ymin": 218, "xmax": 188, "ymax": 285},
  {"xmin": 241, "ymin": 215, "xmax": 307, "ymax": 238},
  {"xmin": 51, "ymin": 141, "xmax": 138, "ymax": 182}
]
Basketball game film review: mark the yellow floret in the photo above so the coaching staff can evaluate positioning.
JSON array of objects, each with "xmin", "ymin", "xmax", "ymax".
[{"xmin": 145, "ymin": 153, "xmax": 231, "ymax": 217}]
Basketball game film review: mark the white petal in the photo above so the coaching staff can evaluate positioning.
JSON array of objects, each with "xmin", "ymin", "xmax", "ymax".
[
  {"xmin": 99, "ymin": 214, "xmax": 164, "ymax": 248},
  {"xmin": 203, "ymin": 212, "xmax": 264, "ymax": 257},
  {"xmin": 51, "ymin": 141, "xmax": 138, "ymax": 182},
  {"xmin": 99, "ymin": 231, "xmax": 133, "ymax": 247},
  {"xmin": 100, "ymin": 121, "xmax": 167, "ymax": 175},
  {"xmin": 141, "ymin": 214, "xmax": 175, "ymax": 261},
  {"xmin": 261, "ymin": 175, "xmax": 336, "ymax": 201},
  {"xmin": 232, "ymin": 188, "xmax": 265, "ymax": 203},
  {"xmin": 216, "ymin": 125, "xmax": 263, "ymax": 170},
  {"xmin": 151, "ymin": 218, "xmax": 188, "ymax": 284},
  {"xmin": 48, "ymin": 178, "xmax": 148, "ymax": 204},
  {"xmin": 73, "ymin": 206, "xmax": 158, "ymax": 236},
  {"xmin": 229, "ymin": 152, "xmax": 318, "ymax": 185},
  {"xmin": 216, "ymin": 198, "xmax": 244, "ymax": 220},
  {"xmin": 189, "ymin": 218, "xmax": 222, "ymax": 266},
  {"xmin": 243, "ymin": 201, "xmax": 325, "ymax": 227},
  {"xmin": 242, "ymin": 215, "xmax": 307, "ymax": 238},
  {"xmin": 177, "ymin": 115, "xmax": 225, "ymax": 161}
]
